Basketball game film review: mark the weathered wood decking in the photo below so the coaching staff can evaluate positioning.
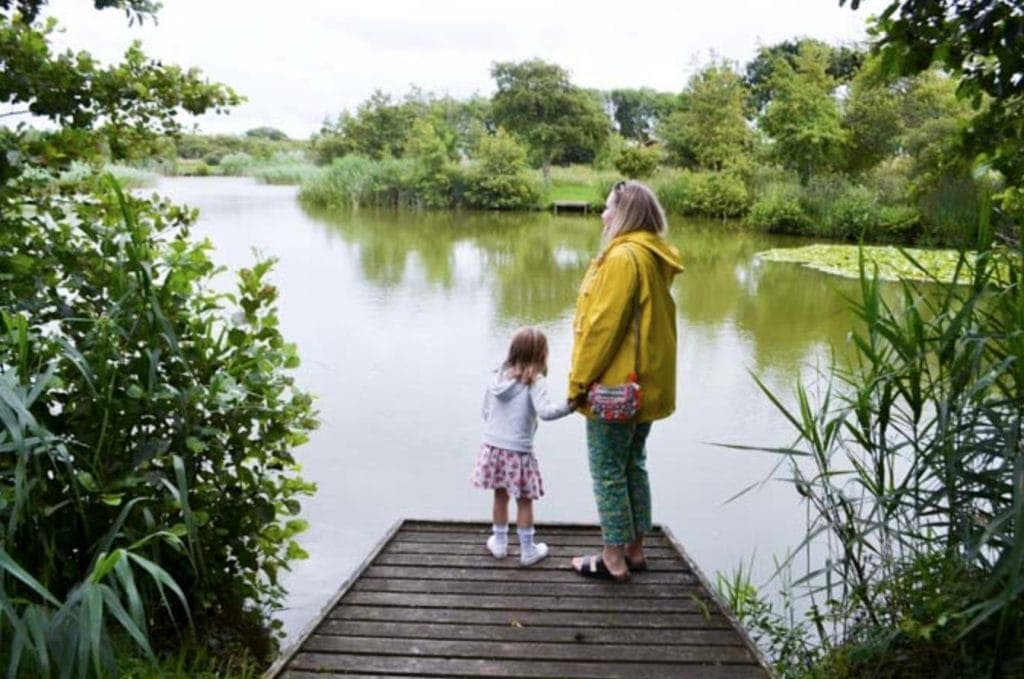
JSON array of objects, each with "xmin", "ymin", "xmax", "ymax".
[
  {"xmin": 267, "ymin": 520, "xmax": 774, "ymax": 678},
  {"xmin": 552, "ymin": 200, "xmax": 593, "ymax": 214}
]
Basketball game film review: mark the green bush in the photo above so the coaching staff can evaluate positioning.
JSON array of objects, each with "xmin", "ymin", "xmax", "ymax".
[
  {"xmin": 613, "ymin": 145, "xmax": 661, "ymax": 179},
  {"xmin": 746, "ymin": 181, "xmax": 811, "ymax": 233},
  {"xmin": 462, "ymin": 130, "xmax": 542, "ymax": 210},
  {"xmin": 828, "ymin": 184, "xmax": 880, "ymax": 240},
  {"xmin": 218, "ymin": 152, "xmax": 254, "ymax": 176},
  {"xmin": 688, "ymin": 171, "xmax": 750, "ymax": 219},
  {"xmin": 0, "ymin": 174, "xmax": 318, "ymax": 673}
]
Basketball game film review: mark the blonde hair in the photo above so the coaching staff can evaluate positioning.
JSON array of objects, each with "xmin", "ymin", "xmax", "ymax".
[
  {"xmin": 502, "ymin": 326, "xmax": 549, "ymax": 385},
  {"xmin": 602, "ymin": 180, "xmax": 668, "ymax": 243}
]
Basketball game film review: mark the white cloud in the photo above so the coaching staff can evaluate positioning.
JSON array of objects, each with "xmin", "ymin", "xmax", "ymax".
[{"xmin": 40, "ymin": 0, "xmax": 869, "ymax": 138}]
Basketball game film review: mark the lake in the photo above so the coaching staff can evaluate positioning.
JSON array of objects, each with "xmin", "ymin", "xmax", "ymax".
[{"xmin": 153, "ymin": 176, "xmax": 861, "ymax": 640}]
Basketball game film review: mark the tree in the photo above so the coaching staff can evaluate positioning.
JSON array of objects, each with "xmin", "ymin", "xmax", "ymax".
[
  {"xmin": 658, "ymin": 60, "xmax": 753, "ymax": 170},
  {"xmin": 490, "ymin": 59, "xmax": 609, "ymax": 182},
  {"xmin": 246, "ymin": 126, "xmax": 289, "ymax": 141},
  {"xmin": 606, "ymin": 87, "xmax": 675, "ymax": 142},
  {"xmin": 745, "ymin": 38, "xmax": 864, "ymax": 113},
  {"xmin": 1, "ymin": 11, "xmax": 240, "ymax": 175},
  {"xmin": 843, "ymin": 0, "xmax": 1024, "ymax": 224},
  {"xmin": 841, "ymin": 57, "xmax": 905, "ymax": 174},
  {"xmin": 759, "ymin": 42, "xmax": 847, "ymax": 183}
]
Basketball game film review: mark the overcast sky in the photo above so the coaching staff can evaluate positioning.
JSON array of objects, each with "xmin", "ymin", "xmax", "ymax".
[{"xmin": 43, "ymin": 0, "xmax": 871, "ymax": 139}]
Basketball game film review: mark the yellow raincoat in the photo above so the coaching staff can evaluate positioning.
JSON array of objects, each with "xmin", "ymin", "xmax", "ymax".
[{"xmin": 569, "ymin": 231, "xmax": 684, "ymax": 422}]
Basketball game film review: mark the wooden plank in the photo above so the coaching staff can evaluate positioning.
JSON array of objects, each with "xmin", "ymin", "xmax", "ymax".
[
  {"xmin": 329, "ymin": 604, "xmax": 733, "ymax": 629},
  {"xmin": 263, "ymin": 518, "xmax": 404, "ymax": 679},
  {"xmin": 351, "ymin": 577, "xmax": 709, "ymax": 600},
  {"xmin": 361, "ymin": 564, "xmax": 698, "ymax": 585},
  {"xmin": 340, "ymin": 591, "xmax": 717, "ymax": 614},
  {"xmin": 302, "ymin": 634, "xmax": 757, "ymax": 664},
  {"xmin": 316, "ymin": 620, "xmax": 744, "ymax": 646},
  {"xmin": 270, "ymin": 521, "xmax": 772, "ymax": 678},
  {"xmin": 384, "ymin": 541, "xmax": 680, "ymax": 559},
  {"xmin": 400, "ymin": 520, "xmax": 629, "ymax": 534},
  {"xmin": 288, "ymin": 652, "xmax": 769, "ymax": 678},
  {"xmin": 662, "ymin": 525, "xmax": 777, "ymax": 678},
  {"xmin": 392, "ymin": 529, "xmax": 674, "ymax": 548},
  {"xmin": 373, "ymin": 552, "xmax": 681, "ymax": 571}
]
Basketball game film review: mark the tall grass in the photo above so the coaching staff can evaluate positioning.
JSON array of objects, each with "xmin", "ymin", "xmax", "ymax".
[{"xmin": 742, "ymin": 215, "xmax": 1024, "ymax": 674}]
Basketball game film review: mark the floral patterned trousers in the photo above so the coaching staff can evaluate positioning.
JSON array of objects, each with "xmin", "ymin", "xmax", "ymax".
[{"xmin": 585, "ymin": 419, "xmax": 653, "ymax": 545}]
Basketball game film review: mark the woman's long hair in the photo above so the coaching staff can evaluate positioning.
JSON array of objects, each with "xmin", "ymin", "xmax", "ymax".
[{"xmin": 602, "ymin": 180, "xmax": 668, "ymax": 244}]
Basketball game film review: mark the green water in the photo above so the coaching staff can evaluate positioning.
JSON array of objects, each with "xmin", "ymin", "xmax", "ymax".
[{"xmin": 158, "ymin": 177, "xmax": 864, "ymax": 638}]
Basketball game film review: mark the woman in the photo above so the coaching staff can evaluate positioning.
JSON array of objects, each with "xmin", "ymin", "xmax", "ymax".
[{"xmin": 568, "ymin": 180, "xmax": 684, "ymax": 582}]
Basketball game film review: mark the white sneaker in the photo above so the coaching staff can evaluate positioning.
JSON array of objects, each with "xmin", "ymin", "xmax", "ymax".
[
  {"xmin": 519, "ymin": 541, "xmax": 549, "ymax": 566},
  {"xmin": 486, "ymin": 534, "xmax": 507, "ymax": 559}
]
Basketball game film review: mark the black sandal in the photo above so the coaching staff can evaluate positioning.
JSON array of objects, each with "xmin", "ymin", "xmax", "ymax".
[{"xmin": 571, "ymin": 554, "xmax": 630, "ymax": 583}]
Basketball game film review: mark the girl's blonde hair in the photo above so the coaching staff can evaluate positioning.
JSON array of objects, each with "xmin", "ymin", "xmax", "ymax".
[
  {"xmin": 602, "ymin": 180, "xmax": 668, "ymax": 243},
  {"xmin": 502, "ymin": 326, "xmax": 549, "ymax": 385}
]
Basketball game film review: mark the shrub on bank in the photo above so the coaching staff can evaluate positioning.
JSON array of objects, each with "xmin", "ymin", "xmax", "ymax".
[
  {"xmin": 747, "ymin": 181, "xmax": 811, "ymax": 233},
  {"xmin": 0, "ymin": 175, "xmax": 318, "ymax": 674},
  {"xmin": 460, "ymin": 130, "xmax": 542, "ymax": 210}
]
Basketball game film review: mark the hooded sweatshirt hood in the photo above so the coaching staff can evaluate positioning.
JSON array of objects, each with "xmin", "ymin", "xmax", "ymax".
[{"xmin": 489, "ymin": 370, "xmax": 526, "ymax": 401}]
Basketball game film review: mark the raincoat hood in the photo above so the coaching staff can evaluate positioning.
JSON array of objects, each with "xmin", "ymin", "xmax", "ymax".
[{"xmin": 605, "ymin": 231, "xmax": 684, "ymax": 276}]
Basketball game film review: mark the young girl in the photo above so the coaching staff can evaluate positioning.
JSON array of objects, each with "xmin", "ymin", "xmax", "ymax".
[{"xmin": 471, "ymin": 326, "xmax": 573, "ymax": 565}]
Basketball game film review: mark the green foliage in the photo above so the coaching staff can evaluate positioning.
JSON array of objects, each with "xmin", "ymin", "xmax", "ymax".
[
  {"xmin": 658, "ymin": 60, "xmax": 753, "ymax": 171},
  {"xmin": 0, "ymin": 12, "xmax": 240, "ymax": 176},
  {"xmin": 171, "ymin": 133, "xmax": 306, "ymax": 166},
  {"xmin": 760, "ymin": 42, "xmax": 847, "ymax": 183},
  {"xmin": 746, "ymin": 181, "xmax": 811, "ymax": 233},
  {"xmin": 756, "ymin": 243, "xmax": 976, "ymax": 282},
  {"xmin": 244, "ymin": 126, "xmax": 288, "ymax": 142},
  {"xmin": 745, "ymin": 38, "xmax": 864, "ymax": 113},
  {"xmin": 406, "ymin": 119, "xmax": 455, "ymax": 208},
  {"xmin": 250, "ymin": 152, "xmax": 321, "ymax": 186},
  {"xmin": 490, "ymin": 59, "xmax": 609, "ymax": 177},
  {"xmin": 311, "ymin": 88, "xmax": 488, "ymax": 167},
  {"xmin": 1, "ymin": 3, "xmax": 318, "ymax": 674},
  {"xmin": 299, "ymin": 155, "xmax": 418, "ymax": 209},
  {"xmin": 103, "ymin": 163, "xmax": 159, "ymax": 188},
  {"xmin": 217, "ymin": 152, "xmax": 254, "ymax": 176},
  {"xmin": 612, "ymin": 144, "xmax": 661, "ymax": 179},
  {"xmin": 462, "ymin": 129, "xmax": 542, "ymax": 210},
  {"xmin": 828, "ymin": 184, "xmax": 880, "ymax": 239},
  {"xmin": 605, "ymin": 87, "xmax": 675, "ymax": 142},
  {"xmin": 747, "ymin": 239, "xmax": 1024, "ymax": 676},
  {"xmin": 1, "ymin": 176, "xmax": 317, "ymax": 673},
  {"xmin": 853, "ymin": 0, "xmax": 1024, "ymax": 221}
]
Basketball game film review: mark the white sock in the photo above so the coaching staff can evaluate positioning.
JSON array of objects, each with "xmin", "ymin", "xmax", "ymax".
[
  {"xmin": 492, "ymin": 523, "xmax": 508, "ymax": 545},
  {"xmin": 518, "ymin": 526, "xmax": 535, "ymax": 551}
]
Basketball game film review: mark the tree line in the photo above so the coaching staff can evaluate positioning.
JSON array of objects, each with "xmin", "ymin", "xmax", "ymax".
[{"xmin": 299, "ymin": 40, "xmax": 1008, "ymax": 247}]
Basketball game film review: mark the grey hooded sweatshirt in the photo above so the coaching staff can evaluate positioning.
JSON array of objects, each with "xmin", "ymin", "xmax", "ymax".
[{"xmin": 481, "ymin": 370, "xmax": 572, "ymax": 453}]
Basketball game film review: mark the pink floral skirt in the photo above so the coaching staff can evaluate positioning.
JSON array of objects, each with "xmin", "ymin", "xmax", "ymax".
[{"xmin": 470, "ymin": 444, "xmax": 545, "ymax": 500}]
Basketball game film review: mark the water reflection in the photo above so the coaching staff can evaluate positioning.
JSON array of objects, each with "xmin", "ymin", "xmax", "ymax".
[{"xmin": 307, "ymin": 205, "xmax": 863, "ymax": 373}]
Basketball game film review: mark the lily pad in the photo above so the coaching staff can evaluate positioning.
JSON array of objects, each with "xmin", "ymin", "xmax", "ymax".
[{"xmin": 755, "ymin": 244, "xmax": 972, "ymax": 284}]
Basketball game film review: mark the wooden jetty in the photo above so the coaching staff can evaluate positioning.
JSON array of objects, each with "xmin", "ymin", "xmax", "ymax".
[
  {"xmin": 266, "ymin": 520, "xmax": 774, "ymax": 678},
  {"xmin": 552, "ymin": 200, "xmax": 593, "ymax": 214}
]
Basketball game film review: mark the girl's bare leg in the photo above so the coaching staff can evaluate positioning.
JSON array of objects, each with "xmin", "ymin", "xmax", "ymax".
[{"xmin": 492, "ymin": 488, "xmax": 509, "ymax": 525}]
